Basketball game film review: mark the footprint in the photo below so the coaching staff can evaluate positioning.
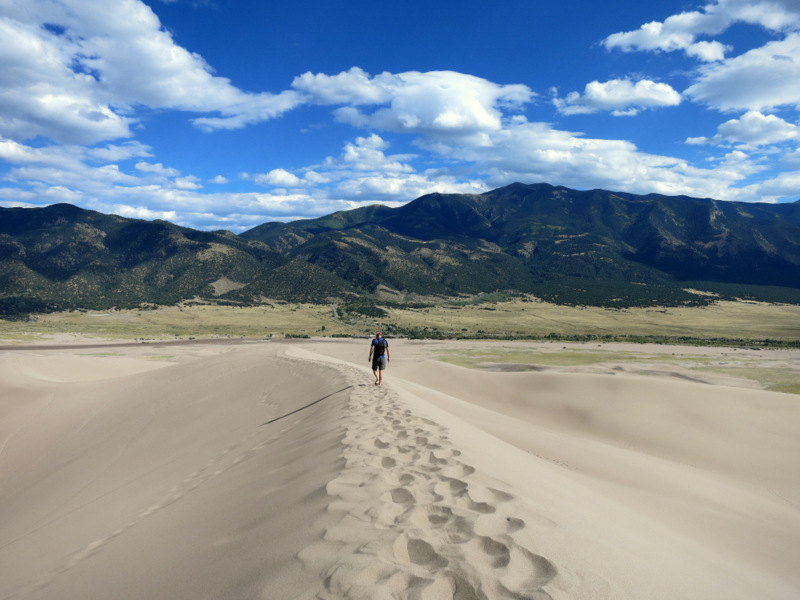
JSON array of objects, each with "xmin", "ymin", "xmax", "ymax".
[
  {"xmin": 443, "ymin": 516, "xmax": 473, "ymax": 544},
  {"xmin": 390, "ymin": 487, "xmax": 415, "ymax": 505},
  {"xmin": 436, "ymin": 476, "xmax": 468, "ymax": 497},
  {"xmin": 393, "ymin": 535, "xmax": 448, "ymax": 569},
  {"xmin": 478, "ymin": 536, "xmax": 510, "ymax": 568},
  {"xmin": 465, "ymin": 499, "xmax": 496, "ymax": 514},
  {"xmin": 441, "ymin": 463, "xmax": 476, "ymax": 478},
  {"xmin": 405, "ymin": 505, "xmax": 454, "ymax": 529},
  {"xmin": 499, "ymin": 546, "xmax": 558, "ymax": 595}
]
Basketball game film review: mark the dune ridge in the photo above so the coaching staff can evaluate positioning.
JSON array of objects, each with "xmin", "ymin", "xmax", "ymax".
[
  {"xmin": 297, "ymin": 339, "xmax": 800, "ymax": 600},
  {"xmin": 288, "ymin": 348, "xmax": 559, "ymax": 599}
]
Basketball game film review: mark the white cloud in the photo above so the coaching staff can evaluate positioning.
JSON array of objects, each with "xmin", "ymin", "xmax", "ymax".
[
  {"xmin": 0, "ymin": 17, "xmax": 133, "ymax": 144},
  {"xmin": 686, "ymin": 33, "xmax": 800, "ymax": 111},
  {"xmin": 604, "ymin": 0, "xmax": 800, "ymax": 60},
  {"xmin": 421, "ymin": 117, "xmax": 753, "ymax": 201},
  {"xmin": 686, "ymin": 40, "xmax": 731, "ymax": 61},
  {"xmin": 296, "ymin": 69, "xmax": 533, "ymax": 142},
  {"xmin": 174, "ymin": 175, "xmax": 202, "ymax": 190},
  {"xmin": 245, "ymin": 134, "xmax": 484, "ymax": 209},
  {"xmin": 687, "ymin": 110, "xmax": 800, "ymax": 145},
  {"xmin": 190, "ymin": 90, "xmax": 303, "ymax": 131},
  {"xmin": 327, "ymin": 134, "xmax": 415, "ymax": 173},
  {"xmin": 0, "ymin": 0, "xmax": 304, "ymax": 144},
  {"xmin": 292, "ymin": 67, "xmax": 394, "ymax": 105},
  {"xmin": 731, "ymin": 169, "xmax": 800, "ymax": 202},
  {"xmin": 2, "ymin": 0, "xmax": 797, "ymax": 230},
  {"xmin": 3, "ymin": 2, "xmax": 539, "ymax": 145},
  {"xmin": 85, "ymin": 142, "xmax": 153, "ymax": 162},
  {"xmin": 0, "ymin": 138, "xmax": 151, "ymax": 173},
  {"xmin": 784, "ymin": 147, "xmax": 800, "ymax": 167},
  {"xmin": 554, "ymin": 79, "xmax": 681, "ymax": 116},
  {"xmin": 332, "ymin": 174, "xmax": 483, "ymax": 203},
  {"xmin": 722, "ymin": 0, "xmax": 800, "ymax": 30},
  {"xmin": 135, "ymin": 161, "xmax": 180, "ymax": 176},
  {"xmin": 254, "ymin": 168, "xmax": 303, "ymax": 187},
  {"xmin": 603, "ymin": 10, "xmax": 729, "ymax": 57}
]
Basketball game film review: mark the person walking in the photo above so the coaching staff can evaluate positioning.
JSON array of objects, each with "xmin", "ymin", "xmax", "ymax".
[{"xmin": 368, "ymin": 332, "xmax": 390, "ymax": 386}]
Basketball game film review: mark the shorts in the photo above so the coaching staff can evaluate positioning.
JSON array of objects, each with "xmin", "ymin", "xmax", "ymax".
[{"xmin": 372, "ymin": 355, "xmax": 387, "ymax": 371}]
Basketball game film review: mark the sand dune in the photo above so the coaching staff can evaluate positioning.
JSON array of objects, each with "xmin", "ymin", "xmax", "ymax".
[{"xmin": 1, "ymin": 338, "xmax": 799, "ymax": 599}]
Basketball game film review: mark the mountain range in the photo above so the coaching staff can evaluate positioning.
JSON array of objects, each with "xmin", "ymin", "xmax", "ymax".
[{"xmin": 2, "ymin": 183, "xmax": 800, "ymax": 315}]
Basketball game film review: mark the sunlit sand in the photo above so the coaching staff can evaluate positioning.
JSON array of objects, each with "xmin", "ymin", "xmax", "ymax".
[{"xmin": 1, "ymin": 337, "xmax": 798, "ymax": 599}]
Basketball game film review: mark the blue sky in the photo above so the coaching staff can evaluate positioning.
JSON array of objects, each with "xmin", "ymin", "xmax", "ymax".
[{"xmin": 1, "ymin": 0, "xmax": 800, "ymax": 232}]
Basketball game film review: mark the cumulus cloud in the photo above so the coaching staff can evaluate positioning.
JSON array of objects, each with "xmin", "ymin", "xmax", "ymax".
[
  {"xmin": 174, "ymin": 175, "xmax": 202, "ymax": 190},
  {"xmin": 0, "ymin": 0, "xmax": 303, "ymax": 144},
  {"xmin": 4, "ymin": 0, "xmax": 799, "ymax": 228},
  {"xmin": 294, "ymin": 69, "xmax": 533, "ymax": 142},
  {"xmin": 325, "ymin": 134, "xmax": 415, "ymax": 173},
  {"xmin": 0, "ymin": 1, "xmax": 535, "ymax": 147},
  {"xmin": 553, "ymin": 79, "xmax": 681, "ymax": 116},
  {"xmin": 686, "ymin": 33, "xmax": 800, "ymax": 111},
  {"xmin": 135, "ymin": 161, "xmax": 180, "ymax": 177},
  {"xmin": 603, "ymin": 9, "xmax": 729, "ymax": 57},
  {"xmin": 687, "ymin": 110, "xmax": 800, "ymax": 145},
  {"xmin": 292, "ymin": 68, "xmax": 395, "ymax": 105},
  {"xmin": 251, "ymin": 135, "xmax": 416, "ymax": 190},
  {"xmin": 604, "ymin": 0, "xmax": 800, "ymax": 60},
  {"xmin": 254, "ymin": 168, "xmax": 304, "ymax": 187},
  {"xmin": 247, "ymin": 134, "xmax": 482, "ymax": 206},
  {"xmin": 0, "ymin": 17, "xmax": 132, "ymax": 144},
  {"xmin": 686, "ymin": 40, "xmax": 731, "ymax": 61},
  {"xmin": 436, "ymin": 118, "xmax": 740, "ymax": 199}
]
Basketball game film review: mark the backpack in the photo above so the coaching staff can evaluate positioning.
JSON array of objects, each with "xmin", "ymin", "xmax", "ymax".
[{"xmin": 374, "ymin": 338, "xmax": 387, "ymax": 357}]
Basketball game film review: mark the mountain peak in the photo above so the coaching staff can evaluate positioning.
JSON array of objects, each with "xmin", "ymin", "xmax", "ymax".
[{"xmin": 3, "ymin": 183, "xmax": 800, "ymax": 312}]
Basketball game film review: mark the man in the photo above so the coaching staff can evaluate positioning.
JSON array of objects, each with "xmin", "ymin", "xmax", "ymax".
[{"xmin": 368, "ymin": 331, "xmax": 390, "ymax": 386}]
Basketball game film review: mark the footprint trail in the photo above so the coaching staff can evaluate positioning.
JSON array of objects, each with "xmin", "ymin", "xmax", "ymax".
[{"xmin": 296, "ymin": 357, "xmax": 559, "ymax": 600}]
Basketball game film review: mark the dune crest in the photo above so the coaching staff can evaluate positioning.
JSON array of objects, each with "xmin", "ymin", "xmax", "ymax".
[{"xmin": 290, "ymin": 352, "xmax": 560, "ymax": 600}]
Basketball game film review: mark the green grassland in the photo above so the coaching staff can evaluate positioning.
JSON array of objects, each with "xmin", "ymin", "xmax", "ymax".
[
  {"xmin": 2, "ymin": 296, "xmax": 800, "ymax": 344},
  {"xmin": 2, "ymin": 297, "xmax": 799, "ymax": 395},
  {"xmin": 0, "ymin": 302, "xmax": 353, "ymax": 341},
  {"xmin": 434, "ymin": 345, "xmax": 800, "ymax": 395},
  {"xmin": 376, "ymin": 297, "xmax": 800, "ymax": 344}
]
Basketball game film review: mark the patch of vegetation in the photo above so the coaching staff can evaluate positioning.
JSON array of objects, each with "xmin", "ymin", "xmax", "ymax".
[
  {"xmin": 696, "ymin": 367, "xmax": 800, "ymax": 395},
  {"xmin": 437, "ymin": 348, "xmax": 642, "ymax": 369},
  {"xmin": 0, "ymin": 296, "xmax": 61, "ymax": 319},
  {"xmin": 339, "ymin": 301, "xmax": 388, "ymax": 318}
]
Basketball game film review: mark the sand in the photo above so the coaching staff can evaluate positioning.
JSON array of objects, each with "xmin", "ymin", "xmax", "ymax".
[{"xmin": 1, "ymin": 337, "xmax": 798, "ymax": 599}]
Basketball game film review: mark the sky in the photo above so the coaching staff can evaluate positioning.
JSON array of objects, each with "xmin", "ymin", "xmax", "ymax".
[{"xmin": 1, "ymin": 0, "xmax": 800, "ymax": 232}]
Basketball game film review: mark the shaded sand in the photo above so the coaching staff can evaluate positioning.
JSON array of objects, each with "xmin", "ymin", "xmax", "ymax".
[
  {"xmin": 2, "ymin": 338, "xmax": 799, "ymax": 599},
  {"xmin": 0, "ymin": 341, "xmax": 349, "ymax": 600}
]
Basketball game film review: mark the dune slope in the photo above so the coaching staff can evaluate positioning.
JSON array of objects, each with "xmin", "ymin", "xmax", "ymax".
[
  {"xmin": 0, "ymin": 342, "xmax": 348, "ymax": 600},
  {"xmin": 2, "ymin": 338, "xmax": 799, "ymax": 600}
]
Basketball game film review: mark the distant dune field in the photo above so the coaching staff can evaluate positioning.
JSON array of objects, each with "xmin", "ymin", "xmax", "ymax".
[{"xmin": 1, "ymin": 337, "xmax": 798, "ymax": 599}]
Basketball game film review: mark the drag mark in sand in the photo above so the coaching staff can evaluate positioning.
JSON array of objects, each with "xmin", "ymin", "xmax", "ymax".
[
  {"xmin": 7, "ymin": 396, "xmax": 291, "ymax": 600},
  {"xmin": 296, "ymin": 359, "xmax": 558, "ymax": 600}
]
